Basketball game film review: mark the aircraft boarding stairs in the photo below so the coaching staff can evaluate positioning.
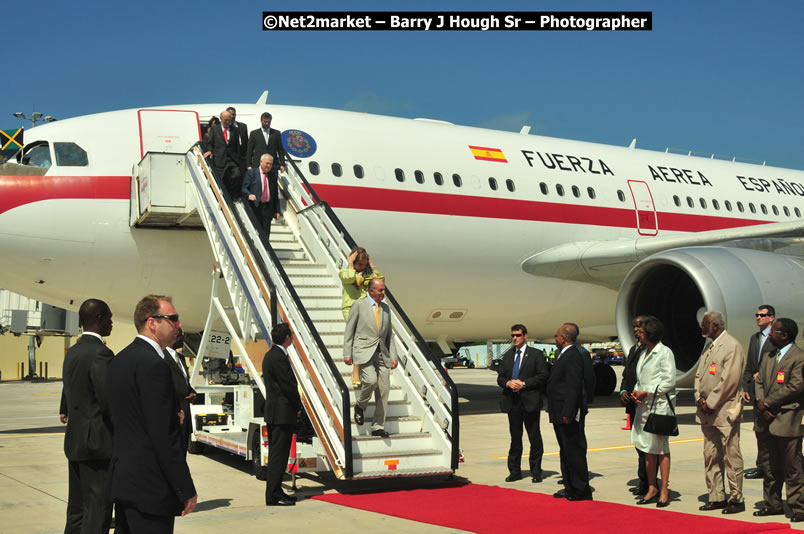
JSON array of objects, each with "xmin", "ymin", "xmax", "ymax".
[{"xmin": 158, "ymin": 145, "xmax": 460, "ymax": 479}]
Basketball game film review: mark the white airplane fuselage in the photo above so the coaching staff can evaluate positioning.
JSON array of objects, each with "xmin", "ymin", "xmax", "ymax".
[{"xmin": 1, "ymin": 103, "xmax": 802, "ymax": 344}]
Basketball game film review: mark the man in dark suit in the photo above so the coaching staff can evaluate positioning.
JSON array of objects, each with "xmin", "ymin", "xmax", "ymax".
[
  {"xmin": 263, "ymin": 323, "xmax": 302, "ymax": 506},
  {"xmin": 107, "ymin": 295, "xmax": 196, "ymax": 533},
  {"xmin": 343, "ymin": 278, "xmax": 398, "ymax": 437},
  {"xmin": 753, "ymin": 318, "xmax": 804, "ymax": 521},
  {"xmin": 165, "ymin": 329, "xmax": 196, "ymax": 451},
  {"xmin": 619, "ymin": 315, "xmax": 653, "ymax": 495},
  {"xmin": 241, "ymin": 154, "xmax": 280, "ymax": 240},
  {"xmin": 246, "ymin": 112, "xmax": 286, "ymax": 172},
  {"xmin": 202, "ymin": 109, "xmax": 243, "ymax": 198},
  {"xmin": 62, "ymin": 298, "xmax": 115, "ymax": 533},
  {"xmin": 497, "ymin": 324, "xmax": 548, "ymax": 483},
  {"xmin": 226, "ymin": 106, "xmax": 249, "ymax": 174},
  {"xmin": 548, "ymin": 323, "xmax": 593, "ymax": 501},
  {"xmin": 743, "ymin": 304, "xmax": 775, "ymax": 480}
]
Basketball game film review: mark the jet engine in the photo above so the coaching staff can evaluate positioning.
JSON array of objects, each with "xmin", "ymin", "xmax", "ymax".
[{"xmin": 615, "ymin": 246, "xmax": 804, "ymax": 387}]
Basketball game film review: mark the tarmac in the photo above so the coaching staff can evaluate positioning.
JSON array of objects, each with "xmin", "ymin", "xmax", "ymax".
[{"xmin": 1, "ymin": 367, "xmax": 801, "ymax": 533}]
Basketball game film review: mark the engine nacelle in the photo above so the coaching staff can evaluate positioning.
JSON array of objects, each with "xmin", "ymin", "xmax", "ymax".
[{"xmin": 616, "ymin": 247, "xmax": 804, "ymax": 387}]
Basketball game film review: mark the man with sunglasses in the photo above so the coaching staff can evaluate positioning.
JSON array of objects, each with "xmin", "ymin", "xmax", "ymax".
[
  {"xmin": 743, "ymin": 305, "xmax": 775, "ymax": 480},
  {"xmin": 498, "ymin": 324, "xmax": 549, "ymax": 483},
  {"xmin": 108, "ymin": 295, "xmax": 197, "ymax": 533}
]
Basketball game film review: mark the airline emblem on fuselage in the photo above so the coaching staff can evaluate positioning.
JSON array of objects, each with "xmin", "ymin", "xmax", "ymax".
[{"xmin": 282, "ymin": 129, "xmax": 317, "ymax": 158}]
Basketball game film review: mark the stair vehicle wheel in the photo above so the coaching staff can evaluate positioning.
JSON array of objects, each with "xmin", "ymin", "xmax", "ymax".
[{"xmin": 251, "ymin": 432, "xmax": 267, "ymax": 480}]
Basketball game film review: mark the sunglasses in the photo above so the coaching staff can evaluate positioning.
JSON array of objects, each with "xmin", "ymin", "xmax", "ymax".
[
  {"xmin": 511, "ymin": 333, "xmax": 524, "ymax": 338},
  {"xmin": 755, "ymin": 313, "xmax": 770, "ymax": 317},
  {"xmin": 151, "ymin": 314, "xmax": 180, "ymax": 322}
]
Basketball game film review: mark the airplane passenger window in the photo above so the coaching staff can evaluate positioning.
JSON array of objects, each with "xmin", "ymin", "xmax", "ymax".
[
  {"xmin": 506, "ymin": 179, "xmax": 515, "ymax": 192},
  {"xmin": 556, "ymin": 184, "xmax": 565, "ymax": 197},
  {"xmin": 353, "ymin": 164, "xmax": 364, "ymax": 178},
  {"xmin": 395, "ymin": 168, "xmax": 405, "ymax": 182},
  {"xmin": 699, "ymin": 198, "xmax": 707, "ymax": 209},
  {"xmin": 725, "ymin": 200, "xmax": 732, "ymax": 211},
  {"xmin": 712, "ymin": 199, "xmax": 720, "ymax": 210},
  {"xmin": 540, "ymin": 182, "xmax": 548, "ymax": 195},
  {"xmin": 309, "ymin": 161, "xmax": 320, "ymax": 175},
  {"xmin": 772, "ymin": 205, "xmax": 779, "ymax": 216},
  {"xmin": 332, "ymin": 163, "xmax": 342, "ymax": 177},
  {"xmin": 488, "ymin": 177, "xmax": 498, "ymax": 190},
  {"xmin": 737, "ymin": 201, "xmax": 744, "ymax": 212},
  {"xmin": 617, "ymin": 190, "xmax": 625, "ymax": 202},
  {"xmin": 571, "ymin": 185, "xmax": 580, "ymax": 198},
  {"xmin": 749, "ymin": 203, "xmax": 756, "ymax": 213},
  {"xmin": 796, "ymin": 208, "xmax": 802, "ymax": 217},
  {"xmin": 54, "ymin": 142, "xmax": 88, "ymax": 166},
  {"xmin": 673, "ymin": 195, "xmax": 681, "ymax": 207},
  {"xmin": 587, "ymin": 187, "xmax": 596, "ymax": 199},
  {"xmin": 452, "ymin": 174, "xmax": 462, "ymax": 187},
  {"xmin": 434, "ymin": 172, "xmax": 444, "ymax": 186},
  {"xmin": 760, "ymin": 204, "xmax": 768, "ymax": 215},
  {"xmin": 784, "ymin": 206, "xmax": 790, "ymax": 217},
  {"xmin": 415, "ymin": 170, "xmax": 425, "ymax": 184},
  {"xmin": 686, "ymin": 196, "xmax": 694, "ymax": 208}
]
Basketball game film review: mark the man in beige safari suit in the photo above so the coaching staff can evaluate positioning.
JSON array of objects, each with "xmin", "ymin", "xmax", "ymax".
[
  {"xmin": 753, "ymin": 318, "xmax": 804, "ymax": 522},
  {"xmin": 694, "ymin": 310, "xmax": 746, "ymax": 514}
]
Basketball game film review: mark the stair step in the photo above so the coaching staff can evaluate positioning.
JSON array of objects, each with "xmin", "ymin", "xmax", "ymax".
[
  {"xmin": 273, "ymin": 249, "xmax": 307, "ymax": 261},
  {"xmin": 351, "ymin": 467, "xmax": 454, "ymax": 479},
  {"xmin": 352, "ymin": 432, "xmax": 433, "ymax": 455},
  {"xmin": 354, "ymin": 448, "xmax": 443, "ymax": 460},
  {"xmin": 306, "ymin": 309, "xmax": 346, "ymax": 322}
]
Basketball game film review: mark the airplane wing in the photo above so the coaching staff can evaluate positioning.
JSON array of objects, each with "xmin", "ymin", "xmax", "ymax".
[{"xmin": 522, "ymin": 220, "xmax": 804, "ymax": 289}]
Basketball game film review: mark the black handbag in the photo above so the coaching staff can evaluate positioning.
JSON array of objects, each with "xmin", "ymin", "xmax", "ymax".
[{"xmin": 643, "ymin": 386, "xmax": 679, "ymax": 436}]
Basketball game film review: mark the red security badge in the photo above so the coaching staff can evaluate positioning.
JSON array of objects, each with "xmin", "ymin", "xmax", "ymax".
[
  {"xmin": 708, "ymin": 363, "xmax": 717, "ymax": 375},
  {"xmin": 777, "ymin": 371, "xmax": 785, "ymax": 384}
]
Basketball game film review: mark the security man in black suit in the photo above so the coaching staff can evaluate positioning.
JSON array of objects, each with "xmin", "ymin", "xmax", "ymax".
[
  {"xmin": 202, "ymin": 109, "xmax": 244, "ymax": 198},
  {"xmin": 743, "ymin": 304, "xmax": 776, "ymax": 480},
  {"xmin": 107, "ymin": 295, "xmax": 196, "ymax": 533},
  {"xmin": 548, "ymin": 322, "xmax": 593, "ymax": 501},
  {"xmin": 497, "ymin": 324, "xmax": 549, "ymax": 483},
  {"xmin": 246, "ymin": 112, "xmax": 286, "ymax": 172},
  {"xmin": 166, "ymin": 329, "xmax": 196, "ymax": 451},
  {"xmin": 226, "ymin": 106, "xmax": 249, "ymax": 174},
  {"xmin": 263, "ymin": 323, "xmax": 302, "ymax": 506},
  {"xmin": 61, "ymin": 298, "xmax": 115, "ymax": 533}
]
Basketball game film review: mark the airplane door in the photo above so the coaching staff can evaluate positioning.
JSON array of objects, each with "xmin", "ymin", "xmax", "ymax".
[
  {"xmin": 137, "ymin": 109, "xmax": 202, "ymax": 158},
  {"xmin": 627, "ymin": 180, "xmax": 658, "ymax": 236}
]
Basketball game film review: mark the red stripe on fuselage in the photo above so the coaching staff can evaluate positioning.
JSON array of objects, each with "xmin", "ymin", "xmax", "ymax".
[
  {"xmin": 0, "ymin": 175, "xmax": 130, "ymax": 215},
  {"xmin": 312, "ymin": 183, "xmax": 770, "ymax": 232}
]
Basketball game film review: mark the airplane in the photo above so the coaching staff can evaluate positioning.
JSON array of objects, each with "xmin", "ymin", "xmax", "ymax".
[{"xmin": 1, "ymin": 96, "xmax": 803, "ymax": 386}]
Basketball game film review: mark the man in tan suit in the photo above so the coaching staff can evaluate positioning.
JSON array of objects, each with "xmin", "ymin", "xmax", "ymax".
[
  {"xmin": 753, "ymin": 318, "xmax": 804, "ymax": 522},
  {"xmin": 343, "ymin": 279, "xmax": 398, "ymax": 437},
  {"xmin": 694, "ymin": 310, "xmax": 746, "ymax": 514}
]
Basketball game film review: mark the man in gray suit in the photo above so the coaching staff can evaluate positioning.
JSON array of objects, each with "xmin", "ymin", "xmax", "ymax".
[
  {"xmin": 62, "ymin": 298, "xmax": 115, "ymax": 533},
  {"xmin": 743, "ymin": 304, "xmax": 775, "ymax": 480},
  {"xmin": 343, "ymin": 278, "xmax": 398, "ymax": 437},
  {"xmin": 754, "ymin": 318, "xmax": 804, "ymax": 522}
]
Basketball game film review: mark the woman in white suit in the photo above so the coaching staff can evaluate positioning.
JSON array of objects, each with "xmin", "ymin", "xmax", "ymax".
[{"xmin": 631, "ymin": 316, "xmax": 677, "ymax": 508}]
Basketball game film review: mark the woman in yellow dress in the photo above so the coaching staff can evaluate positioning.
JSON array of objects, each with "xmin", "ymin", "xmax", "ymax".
[{"xmin": 339, "ymin": 247, "xmax": 383, "ymax": 388}]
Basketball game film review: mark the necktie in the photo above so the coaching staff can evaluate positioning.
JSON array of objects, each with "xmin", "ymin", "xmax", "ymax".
[
  {"xmin": 223, "ymin": 127, "xmax": 229, "ymax": 144},
  {"xmin": 261, "ymin": 172, "xmax": 269, "ymax": 202},
  {"xmin": 374, "ymin": 303, "xmax": 381, "ymax": 331},
  {"xmin": 512, "ymin": 349, "xmax": 522, "ymax": 379}
]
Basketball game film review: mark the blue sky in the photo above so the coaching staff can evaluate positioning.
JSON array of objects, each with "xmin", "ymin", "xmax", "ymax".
[{"xmin": 5, "ymin": 1, "xmax": 803, "ymax": 169}]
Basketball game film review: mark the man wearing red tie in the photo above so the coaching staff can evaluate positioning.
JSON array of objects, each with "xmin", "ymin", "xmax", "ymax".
[
  {"xmin": 203, "ymin": 109, "xmax": 244, "ymax": 198},
  {"xmin": 241, "ymin": 154, "xmax": 280, "ymax": 240}
]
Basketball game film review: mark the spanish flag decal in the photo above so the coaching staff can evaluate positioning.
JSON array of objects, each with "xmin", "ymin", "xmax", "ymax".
[{"xmin": 469, "ymin": 145, "xmax": 507, "ymax": 163}]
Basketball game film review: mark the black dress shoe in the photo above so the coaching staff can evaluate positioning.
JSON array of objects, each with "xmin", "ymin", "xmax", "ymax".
[
  {"xmin": 505, "ymin": 474, "xmax": 520, "ymax": 482},
  {"xmin": 354, "ymin": 406, "xmax": 364, "ymax": 425},
  {"xmin": 791, "ymin": 512, "xmax": 804, "ymax": 522},
  {"xmin": 656, "ymin": 499, "xmax": 670, "ymax": 508},
  {"xmin": 637, "ymin": 495, "xmax": 657, "ymax": 505},
  {"xmin": 267, "ymin": 498, "xmax": 296, "ymax": 506},
  {"xmin": 371, "ymin": 429, "xmax": 390, "ymax": 438},
  {"xmin": 532, "ymin": 476, "xmax": 542, "ymax": 483},
  {"xmin": 557, "ymin": 479, "xmax": 563, "ymax": 484},
  {"xmin": 754, "ymin": 508, "xmax": 784, "ymax": 517},
  {"xmin": 722, "ymin": 501, "xmax": 745, "ymax": 514},
  {"xmin": 280, "ymin": 493, "xmax": 298, "ymax": 502},
  {"xmin": 568, "ymin": 493, "xmax": 593, "ymax": 501},
  {"xmin": 699, "ymin": 500, "xmax": 727, "ymax": 511},
  {"xmin": 744, "ymin": 469, "xmax": 764, "ymax": 480},
  {"xmin": 553, "ymin": 489, "xmax": 569, "ymax": 498}
]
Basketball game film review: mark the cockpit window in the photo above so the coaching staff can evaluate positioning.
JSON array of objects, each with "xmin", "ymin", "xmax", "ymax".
[
  {"xmin": 20, "ymin": 142, "xmax": 52, "ymax": 168},
  {"xmin": 54, "ymin": 142, "xmax": 89, "ymax": 166}
]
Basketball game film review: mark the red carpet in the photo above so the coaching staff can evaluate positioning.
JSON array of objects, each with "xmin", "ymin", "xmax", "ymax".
[{"xmin": 313, "ymin": 484, "xmax": 791, "ymax": 533}]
